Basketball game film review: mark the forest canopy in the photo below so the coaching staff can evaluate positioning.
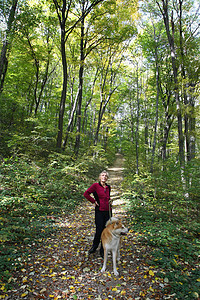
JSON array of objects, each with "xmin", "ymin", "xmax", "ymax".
[{"xmin": 0, "ymin": 0, "xmax": 199, "ymax": 208}]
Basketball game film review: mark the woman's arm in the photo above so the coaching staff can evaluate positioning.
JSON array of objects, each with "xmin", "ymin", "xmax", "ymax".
[{"xmin": 83, "ymin": 183, "xmax": 96, "ymax": 204}]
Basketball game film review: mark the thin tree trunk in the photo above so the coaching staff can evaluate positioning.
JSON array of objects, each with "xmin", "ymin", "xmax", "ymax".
[
  {"xmin": 94, "ymin": 99, "xmax": 104, "ymax": 146},
  {"xmin": 150, "ymin": 25, "xmax": 160, "ymax": 173},
  {"xmin": 82, "ymin": 68, "xmax": 99, "ymax": 133},
  {"xmin": 135, "ymin": 64, "xmax": 139, "ymax": 175},
  {"xmin": 74, "ymin": 3, "xmax": 85, "ymax": 156},
  {"xmin": 63, "ymin": 87, "xmax": 79, "ymax": 148},
  {"xmin": 0, "ymin": 0, "xmax": 18, "ymax": 93},
  {"xmin": 129, "ymin": 89, "xmax": 134, "ymax": 144},
  {"xmin": 162, "ymin": 118, "xmax": 173, "ymax": 160},
  {"xmin": 26, "ymin": 35, "xmax": 40, "ymax": 115},
  {"xmin": 57, "ymin": 27, "xmax": 68, "ymax": 148},
  {"xmin": 53, "ymin": 0, "xmax": 105, "ymax": 149},
  {"xmin": 53, "ymin": 0, "xmax": 69, "ymax": 149},
  {"xmin": 189, "ymin": 94, "xmax": 195, "ymax": 160},
  {"xmin": 150, "ymin": 61, "xmax": 159, "ymax": 173},
  {"xmin": 156, "ymin": 0, "xmax": 185, "ymax": 165},
  {"xmin": 94, "ymin": 50, "xmax": 120, "ymax": 146}
]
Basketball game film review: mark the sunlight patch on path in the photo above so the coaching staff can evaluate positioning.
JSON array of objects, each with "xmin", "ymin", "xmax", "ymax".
[{"xmin": 107, "ymin": 153, "xmax": 127, "ymax": 217}]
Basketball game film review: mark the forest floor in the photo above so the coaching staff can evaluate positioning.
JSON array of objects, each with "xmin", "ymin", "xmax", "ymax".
[{"xmin": 2, "ymin": 154, "xmax": 171, "ymax": 299}]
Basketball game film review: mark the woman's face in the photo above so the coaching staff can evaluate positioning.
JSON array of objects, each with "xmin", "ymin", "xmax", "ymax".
[{"xmin": 100, "ymin": 172, "xmax": 108, "ymax": 183}]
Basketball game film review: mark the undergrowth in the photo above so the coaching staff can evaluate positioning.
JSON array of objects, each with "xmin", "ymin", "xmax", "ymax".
[
  {"xmin": 123, "ymin": 162, "xmax": 199, "ymax": 299},
  {"xmin": 0, "ymin": 153, "xmax": 108, "ymax": 288},
  {"xmin": 127, "ymin": 204, "xmax": 200, "ymax": 299}
]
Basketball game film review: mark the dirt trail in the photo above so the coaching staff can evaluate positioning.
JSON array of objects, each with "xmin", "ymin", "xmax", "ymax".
[
  {"xmin": 4, "ymin": 154, "xmax": 164, "ymax": 300},
  {"xmin": 107, "ymin": 153, "xmax": 126, "ymax": 217}
]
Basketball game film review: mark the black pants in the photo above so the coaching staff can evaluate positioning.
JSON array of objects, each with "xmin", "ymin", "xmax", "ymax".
[{"xmin": 92, "ymin": 210, "xmax": 111, "ymax": 251}]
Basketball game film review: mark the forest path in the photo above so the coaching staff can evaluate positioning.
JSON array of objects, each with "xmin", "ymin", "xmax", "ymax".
[
  {"xmin": 6, "ymin": 154, "xmax": 165, "ymax": 300},
  {"xmin": 107, "ymin": 153, "xmax": 127, "ymax": 217}
]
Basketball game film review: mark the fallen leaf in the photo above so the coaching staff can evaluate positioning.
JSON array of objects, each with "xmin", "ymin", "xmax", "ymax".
[
  {"xmin": 149, "ymin": 270, "xmax": 155, "ymax": 276},
  {"xmin": 21, "ymin": 292, "xmax": 28, "ymax": 297}
]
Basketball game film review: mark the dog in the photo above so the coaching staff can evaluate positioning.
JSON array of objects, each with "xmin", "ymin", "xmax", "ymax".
[{"xmin": 101, "ymin": 217, "xmax": 128, "ymax": 276}]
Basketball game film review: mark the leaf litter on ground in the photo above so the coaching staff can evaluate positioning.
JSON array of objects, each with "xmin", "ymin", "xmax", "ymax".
[{"xmin": 0, "ymin": 199, "xmax": 169, "ymax": 300}]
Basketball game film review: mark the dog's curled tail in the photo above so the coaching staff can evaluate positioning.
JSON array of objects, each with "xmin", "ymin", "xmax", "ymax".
[{"xmin": 105, "ymin": 217, "xmax": 119, "ymax": 227}]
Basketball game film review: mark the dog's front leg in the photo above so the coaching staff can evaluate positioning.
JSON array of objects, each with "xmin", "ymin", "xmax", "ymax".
[
  {"xmin": 101, "ymin": 248, "xmax": 108, "ymax": 273},
  {"xmin": 112, "ymin": 250, "xmax": 119, "ymax": 276},
  {"xmin": 117, "ymin": 239, "xmax": 121, "ymax": 261}
]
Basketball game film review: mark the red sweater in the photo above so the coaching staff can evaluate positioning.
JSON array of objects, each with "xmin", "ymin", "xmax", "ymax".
[{"xmin": 83, "ymin": 182, "xmax": 111, "ymax": 211}]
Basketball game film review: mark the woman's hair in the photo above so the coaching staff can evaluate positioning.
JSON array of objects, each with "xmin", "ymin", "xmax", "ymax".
[{"xmin": 99, "ymin": 170, "xmax": 109, "ymax": 179}]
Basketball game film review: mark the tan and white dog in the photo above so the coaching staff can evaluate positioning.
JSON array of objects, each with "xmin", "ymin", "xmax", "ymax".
[{"xmin": 101, "ymin": 217, "xmax": 128, "ymax": 276}]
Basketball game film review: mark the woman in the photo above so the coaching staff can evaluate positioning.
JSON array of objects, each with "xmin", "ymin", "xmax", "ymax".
[{"xmin": 83, "ymin": 170, "xmax": 112, "ymax": 257}]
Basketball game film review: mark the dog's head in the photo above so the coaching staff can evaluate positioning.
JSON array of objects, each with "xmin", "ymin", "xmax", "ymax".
[{"xmin": 107, "ymin": 217, "xmax": 129, "ymax": 236}]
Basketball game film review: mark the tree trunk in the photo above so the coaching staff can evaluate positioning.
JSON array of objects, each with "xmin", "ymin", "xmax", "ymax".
[
  {"xmin": 189, "ymin": 93, "xmax": 196, "ymax": 160},
  {"xmin": 63, "ymin": 90, "xmax": 78, "ymax": 148},
  {"xmin": 57, "ymin": 26, "xmax": 68, "ymax": 148},
  {"xmin": 53, "ymin": 0, "xmax": 105, "ymax": 149},
  {"xmin": 135, "ymin": 64, "xmax": 139, "ymax": 175},
  {"xmin": 82, "ymin": 68, "xmax": 99, "ymax": 134},
  {"xmin": 94, "ymin": 49, "xmax": 120, "ymax": 147},
  {"xmin": 54, "ymin": 0, "xmax": 68, "ymax": 149},
  {"xmin": 129, "ymin": 89, "xmax": 134, "ymax": 144},
  {"xmin": 150, "ymin": 23, "xmax": 160, "ymax": 173},
  {"xmin": 74, "ymin": 4, "xmax": 85, "ymax": 156},
  {"xmin": 0, "ymin": 0, "xmax": 18, "ymax": 93},
  {"xmin": 150, "ymin": 56, "xmax": 159, "ymax": 173},
  {"xmin": 162, "ymin": 118, "xmax": 173, "ymax": 160},
  {"xmin": 35, "ymin": 57, "xmax": 50, "ymax": 116},
  {"xmin": 94, "ymin": 100, "xmax": 104, "ymax": 146},
  {"xmin": 156, "ymin": 0, "xmax": 185, "ymax": 165}
]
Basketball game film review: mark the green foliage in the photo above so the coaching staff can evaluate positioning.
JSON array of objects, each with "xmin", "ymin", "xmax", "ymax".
[
  {"xmin": 0, "ymin": 153, "xmax": 108, "ymax": 285},
  {"xmin": 124, "ymin": 157, "xmax": 200, "ymax": 299},
  {"xmin": 128, "ymin": 206, "xmax": 199, "ymax": 299},
  {"xmin": 123, "ymin": 157, "xmax": 200, "ymax": 216}
]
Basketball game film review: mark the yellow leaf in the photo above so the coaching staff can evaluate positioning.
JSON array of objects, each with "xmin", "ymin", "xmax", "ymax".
[
  {"xmin": 197, "ymin": 278, "xmax": 200, "ymax": 282},
  {"xmin": 149, "ymin": 270, "xmax": 155, "ymax": 276},
  {"xmin": 22, "ymin": 276, "xmax": 28, "ymax": 283},
  {"xmin": 21, "ymin": 292, "xmax": 28, "ymax": 297},
  {"xmin": 149, "ymin": 286, "xmax": 154, "ymax": 292},
  {"xmin": 112, "ymin": 288, "xmax": 118, "ymax": 291},
  {"xmin": 121, "ymin": 290, "xmax": 126, "ymax": 295}
]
